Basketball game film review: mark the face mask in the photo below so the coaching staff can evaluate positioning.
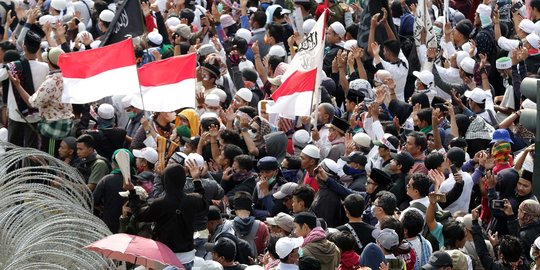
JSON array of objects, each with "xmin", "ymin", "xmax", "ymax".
[
  {"xmin": 268, "ymin": 176, "xmax": 276, "ymax": 185},
  {"xmin": 343, "ymin": 165, "xmax": 363, "ymax": 175},
  {"xmin": 127, "ymin": 111, "xmax": 137, "ymax": 119},
  {"xmin": 298, "ymin": 247, "xmax": 304, "ymax": 257},
  {"xmin": 137, "ymin": 165, "xmax": 145, "ymax": 173},
  {"xmin": 217, "ymin": 3, "xmax": 223, "ymax": 13}
]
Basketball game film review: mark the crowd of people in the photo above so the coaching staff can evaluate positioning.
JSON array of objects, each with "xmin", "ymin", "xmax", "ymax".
[{"xmin": 2, "ymin": 0, "xmax": 540, "ymax": 268}]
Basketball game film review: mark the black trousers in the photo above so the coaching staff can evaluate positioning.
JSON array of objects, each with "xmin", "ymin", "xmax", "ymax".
[{"xmin": 8, "ymin": 119, "xmax": 39, "ymax": 149}]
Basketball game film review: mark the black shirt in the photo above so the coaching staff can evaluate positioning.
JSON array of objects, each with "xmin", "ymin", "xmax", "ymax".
[{"xmin": 337, "ymin": 221, "xmax": 376, "ymax": 254}]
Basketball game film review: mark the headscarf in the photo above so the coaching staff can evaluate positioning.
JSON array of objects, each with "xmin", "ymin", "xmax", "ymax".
[
  {"xmin": 519, "ymin": 199, "xmax": 540, "ymax": 226},
  {"xmin": 111, "ymin": 149, "xmax": 137, "ymax": 177},
  {"xmin": 162, "ymin": 164, "xmax": 187, "ymax": 202},
  {"xmin": 492, "ymin": 142, "xmax": 512, "ymax": 164},
  {"xmin": 252, "ymin": 116, "xmax": 272, "ymax": 150},
  {"xmin": 177, "ymin": 109, "xmax": 200, "ymax": 136}
]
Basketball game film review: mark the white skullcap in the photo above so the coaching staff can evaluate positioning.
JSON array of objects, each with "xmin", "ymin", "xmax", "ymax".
[
  {"xmin": 38, "ymin": 15, "xmax": 58, "ymax": 25},
  {"xmin": 211, "ymin": 89, "xmax": 227, "ymax": 103},
  {"xmin": 303, "ymin": 19, "xmax": 316, "ymax": 34},
  {"xmin": 460, "ymin": 57, "xmax": 476, "ymax": 74},
  {"xmin": 268, "ymin": 45, "xmax": 287, "ymax": 58},
  {"xmin": 330, "ymin": 22, "xmax": 346, "ymax": 38},
  {"xmin": 476, "ymin": 4, "xmax": 491, "ymax": 18},
  {"xmin": 50, "ymin": 0, "xmax": 66, "ymax": 10},
  {"xmin": 165, "ymin": 17, "xmax": 181, "ymax": 29},
  {"xmin": 519, "ymin": 19, "xmax": 536, "ymax": 34},
  {"xmin": 99, "ymin": 10, "xmax": 115, "ymax": 23},
  {"xmin": 147, "ymin": 30, "xmax": 163, "ymax": 45},
  {"xmin": 236, "ymin": 88, "xmax": 253, "ymax": 102},
  {"xmin": 235, "ymin": 28, "xmax": 252, "ymax": 43},
  {"xmin": 205, "ymin": 94, "xmax": 220, "ymax": 107},
  {"xmin": 455, "ymin": 51, "xmax": 469, "ymax": 69},
  {"xmin": 526, "ymin": 33, "xmax": 540, "ymax": 49},
  {"xmin": 344, "ymin": 40, "xmax": 358, "ymax": 51},
  {"xmin": 461, "ymin": 42, "xmax": 477, "ymax": 55}
]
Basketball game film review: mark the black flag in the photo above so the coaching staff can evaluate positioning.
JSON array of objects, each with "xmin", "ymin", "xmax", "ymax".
[{"xmin": 101, "ymin": 0, "xmax": 145, "ymax": 46}]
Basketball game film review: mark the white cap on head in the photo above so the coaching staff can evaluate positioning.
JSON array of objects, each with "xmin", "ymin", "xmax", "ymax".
[
  {"xmin": 526, "ymin": 33, "xmax": 540, "ymax": 49},
  {"xmin": 50, "ymin": 0, "xmax": 66, "ymax": 11},
  {"xmin": 200, "ymin": 112, "xmax": 219, "ymax": 120},
  {"xmin": 301, "ymin": 144, "xmax": 320, "ymax": 159},
  {"xmin": 460, "ymin": 57, "xmax": 476, "ymax": 74},
  {"xmin": 275, "ymin": 237, "xmax": 303, "ymax": 259},
  {"xmin": 464, "ymin": 88, "xmax": 488, "ymax": 104},
  {"xmin": 99, "ymin": 10, "xmax": 115, "ymax": 23},
  {"xmin": 455, "ymin": 51, "xmax": 470, "ymax": 69},
  {"xmin": 147, "ymin": 30, "xmax": 163, "ymax": 45},
  {"xmin": 412, "ymin": 70, "xmax": 434, "ymax": 87},
  {"xmin": 235, "ymin": 88, "xmax": 253, "ymax": 102},
  {"xmin": 235, "ymin": 28, "xmax": 252, "ymax": 43},
  {"xmin": 344, "ymin": 40, "xmax": 358, "ymax": 51},
  {"xmin": 321, "ymin": 158, "xmax": 339, "ymax": 175},
  {"xmin": 39, "ymin": 15, "xmax": 58, "ymax": 25},
  {"xmin": 205, "ymin": 94, "xmax": 220, "ymax": 107},
  {"xmin": 132, "ymin": 147, "xmax": 159, "ymax": 164},
  {"xmin": 220, "ymin": 14, "xmax": 236, "ymax": 28},
  {"xmin": 303, "ymin": 19, "xmax": 316, "ymax": 34},
  {"xmin": 165, "ymin": 17, "xmax": 181, "ymax": 29},
  {"xmin": 519, "ymin": 19, "xmax": 536, "ymax": 34},
  {"xmin": 330, "ymin": 22, "xmax": 346, "ymax": 38},
  {"xmin": 293, "ymin": 129, "xmax": 311, "ymax": 147},
  {"xmin": 476, "ymin": 4, "xmax": 492, "ymax": 18},
  {"xmin": 97, "ymin": 103, "xmax": 115, "ymax": 120},
  {"xmin": 186, "ymin": 153, "xmax": 205, "ymax": 167},
  {"xmin": 211, "ymin": 89, "xmax": 227, "ymax": 103},
  {"xmin": 268, "ymin": 45, "xmax": 287, "ymax": 58},
  {"xmin": 90, "ymin": 40, "xmax": 102, "ymax": 49},
  {"xmin": 353, "ymin": 132, "xmax": 371, "ymax": 148},
  {"xmin": 461, "ymin": 42, "xmax": 477, "ymax": 55}
]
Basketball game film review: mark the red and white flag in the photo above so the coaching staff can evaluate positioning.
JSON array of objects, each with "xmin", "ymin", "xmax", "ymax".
[
  {"xmin": 131, "ymin": 53, "xmax": 197, "ymax": 112},
  {"xmin": 59, "ymin": 39, "xmax": 139, "ymax": 104},
  {"xmin": 268, "ymin": 11, "xmax": 326, "ymax": 119},
  {"xmin": 269, "ymin": 68, "xmax": 317, "ymax": 117}
]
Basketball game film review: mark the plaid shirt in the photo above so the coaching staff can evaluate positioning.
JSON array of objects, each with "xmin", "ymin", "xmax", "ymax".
[{"xmin": 465, "ymin": 116, "xmax": 495, "ymax": 141}]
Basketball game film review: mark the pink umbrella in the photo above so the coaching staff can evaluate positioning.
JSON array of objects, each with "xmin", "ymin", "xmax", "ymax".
[{"xmin": 85, "ymin": 233, "xmax": 184, "ymax": 269}]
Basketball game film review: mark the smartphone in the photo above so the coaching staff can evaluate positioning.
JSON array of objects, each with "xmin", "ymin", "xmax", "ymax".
[
  {"xmin": 492, "ymin": 200, "xmax": 505, "ymax": 210},
  {"xmin": 433, "ymin": 103, "xmax": 448, "ymax": 112},
  {"xmin": 450, "ymin": 165, "xmax": 458, "ymax": 175},
  {"xmin": 512, "ymin": 1, "xmax": 524, "ymax": 12},
  {"xmin": 435, "ymin": 193, "xmax": 447, "ymax": 203}
]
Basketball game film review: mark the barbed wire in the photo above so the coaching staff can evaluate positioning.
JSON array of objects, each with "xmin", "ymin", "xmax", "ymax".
[{"xmin": 0, "ymin": 143, "xmax": 115, "ymax": 269}]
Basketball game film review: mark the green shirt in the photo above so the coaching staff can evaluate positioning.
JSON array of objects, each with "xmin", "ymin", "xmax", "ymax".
[{"xmin": 89, "ymin": 159, "xmax": 111, "ymax": 185}]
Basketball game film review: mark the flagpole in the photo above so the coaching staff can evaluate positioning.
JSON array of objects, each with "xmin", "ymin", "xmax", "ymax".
[{"xmin": 310, "ymin": 10, "xmax": 327, "ymax": 131}]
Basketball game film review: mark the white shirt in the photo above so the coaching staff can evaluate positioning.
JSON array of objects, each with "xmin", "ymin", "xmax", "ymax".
[
  {"xmin": 277, "ymin": 263, "xmax": 299, "ymax": 270},
  {"xmin": 408, "ymin": 236, "xmax": 433, "ymax": 270},
  {"xmin": 374, "ymin": 50, "xmax": 409, "ymax": 102},
  {"xmin": 439, "ymin": 170, "xmax": 473, "ymax": 213},
  {"xmin": 434, "ymin": 65, "xmax": 461, "ymax": 100},
  {"xmin": 0, "ymin": 60, "xmax": 49, "ymax": 123},
  {"xmin": 315, "ymin": 125, "xmax": 331, "ymax": 159}
]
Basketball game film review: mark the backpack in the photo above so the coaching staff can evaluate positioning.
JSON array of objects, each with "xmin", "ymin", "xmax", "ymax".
[
  {"xmin": 233, "ymin": 219, "xmax": 260, "ymax": 258},
  {"xmin": 76, "ymin": 156, "xmax": 112, "ymax": 182},
  {"xmin": 410, "ymin": 202, "xmax": 451, "ymax": 251}
]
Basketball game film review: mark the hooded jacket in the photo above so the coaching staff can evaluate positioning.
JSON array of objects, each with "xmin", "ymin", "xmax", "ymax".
[
  {"xmin": 488, "ymin": 168, "xmax": 519, "ymax": 235},
  {"xmin": 311, "ymin": 177, "xmax": 346, "ymax": 228},
  {"xmin": 302, "ymin": 227, "xmax": 341, "ymax": 270},
  {"xmin": 129, "ymin": 164, "xmax": 208, "ymax": 253},
  {"xmin": 264, "ymin": 132, "xmax": 288, "ymax": 163}
]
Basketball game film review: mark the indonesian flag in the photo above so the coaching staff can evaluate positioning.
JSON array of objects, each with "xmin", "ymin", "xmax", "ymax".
[
  {"xmin": 131, "ymin": 53, "xmax": 197, "ymax": 112},
  {"xmin": 59, "ymin": 39, "xmax": 139, "ymax": 104},
  {"xmin": 268, "ymin": 11, "xmax": 326, "ymax": 119},
  {"xmin": 269, "ymin": 69, "xmax": 317, "ymax": 118}
]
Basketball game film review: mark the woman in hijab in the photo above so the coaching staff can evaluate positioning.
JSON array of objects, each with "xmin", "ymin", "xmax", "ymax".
[
  {"xmin": 177, "ymin": 108, "xmax": 200, "ymax": 136},
  {"xmin": 487, "ymin": 168, "xmax": 519, "ymax": 235},
  {"xmin": 126, "ymin": 164, "xmax": 208, "ymax": 269},
  {"xmin": 93, "ymin": 149, "xmax": 136, "ymax": 234}
]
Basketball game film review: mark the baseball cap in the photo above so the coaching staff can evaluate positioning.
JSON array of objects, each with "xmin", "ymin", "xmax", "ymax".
[
  {"xmin": 413, "ymin": 70, "xmax": 434, "ymax": 87},
  {"xmin": 372, "ymin": 228, "xmax": 399, "ymax": 250},
  {"xmin": 458, "ymin": 214, "xmax": 482, "ymax": 231},
  {"xmin": 464, "ymin": 88, "xmax": 488, "ymax": 104},
  {"xmin": 373, "ymin": 134, "xmax": 399, "ymax": 152},
  {"xmin": 301, "ymin": 145, "xmax": 320, "ymax": 159},
  {"xmin": 535, "ymin": 236, "xmax": 540, "ymax": 250},
  {"xmin": 275, "ymin": 237, "xmax": 303, "ymax": 259},
  {"xmin": 370, "ymin": 168, "xmax": 392, "ymax": 187},
  {"xmin": 172, "ymin": 24, "xmax": 193, "ymax": 40},
  {"xmin": 266, "ymin": 212, "xmax": 294, "ymax": 233},
  {"xmin": 257, "ymin": 156, "xmax": 279, "ymax": 171},
  {"xmin": 97, "ymin": 103, "xmax": 115, "ymax": 120},
  {"xmin": 182, "ymin": 136, "xmax": 201, "ymax": 148},
  {"xmin": 342, "ymin": 151, "xmax": 367, "ymax": 166},
  {"xmin": 133, "ymin": 147, "xmax": 159, "ymax": 164},
  {"xmin": 273, "ymin": 182, "xmax": 298, "ymax": 199},
  {"xmin": 422, "ymin": 251, "xmax": 453, "ymax": 270},
  {"xmin": 392, "ymin": 151, "xmax": 415, "ymax": 172}
]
